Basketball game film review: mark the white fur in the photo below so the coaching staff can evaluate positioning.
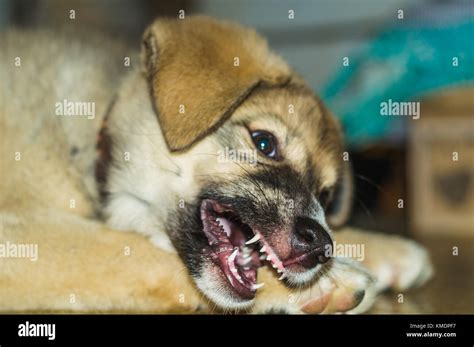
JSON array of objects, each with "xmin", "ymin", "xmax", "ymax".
[
  {"xmin": 286, "ymin": 265, "xmax": 322, "ymax": 285},
  {"xmin": 195, "ymin": 264, "xmax": 255, "ymax": 311}
]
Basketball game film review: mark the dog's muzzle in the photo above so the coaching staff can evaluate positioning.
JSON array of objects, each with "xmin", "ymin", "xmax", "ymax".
[
  {"xmin": 285, "ymin": 216, "xmax": 333, "ymax": 269},
  {"xmin": 199, "ymin": 199, "xmax": 333, "ymax": 301}
]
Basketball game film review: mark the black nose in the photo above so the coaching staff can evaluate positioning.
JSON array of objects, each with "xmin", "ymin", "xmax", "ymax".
[{"xmin": 292, "ymin": 217, "xmax": 333, "ymax": 268}]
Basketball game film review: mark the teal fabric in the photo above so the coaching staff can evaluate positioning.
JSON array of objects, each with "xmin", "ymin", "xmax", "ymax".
[{"xmin": 321, "ymin": 17, "xmax": 474, "ymax": 147}]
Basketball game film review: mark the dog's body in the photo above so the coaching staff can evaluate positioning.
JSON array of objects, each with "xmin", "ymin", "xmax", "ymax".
[{"xmin": 0, "ymin": 17, "xmax": 432, "ymax": 313}]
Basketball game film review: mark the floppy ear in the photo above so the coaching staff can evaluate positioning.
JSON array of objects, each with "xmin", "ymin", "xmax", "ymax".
[
  {"xmin": 141, "ymin": 16, "xmax": 292, "ymax": 152},
  {"xmin": 327, "ymin": 161, "xmax": 354, "ymax": 229}
]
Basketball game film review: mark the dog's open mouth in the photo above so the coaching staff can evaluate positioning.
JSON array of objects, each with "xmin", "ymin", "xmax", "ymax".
[{"xmin": 200, "ymin": 199, "xmax": 286, "ymax": 300}]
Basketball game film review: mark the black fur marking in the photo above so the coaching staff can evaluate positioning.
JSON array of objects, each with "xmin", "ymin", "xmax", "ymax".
[{"xmin": 165, "ymin": 164, "xmax": 322, "ymax": 280}]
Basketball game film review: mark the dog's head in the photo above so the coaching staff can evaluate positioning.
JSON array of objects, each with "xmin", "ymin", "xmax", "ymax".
[{"xmin": 104, "ymin": 16, "xmax": 352, "ymax": 310}]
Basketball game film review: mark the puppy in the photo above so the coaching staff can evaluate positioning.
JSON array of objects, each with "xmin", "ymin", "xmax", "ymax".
[{"xmin": 0, "ymin": 16, "xmax": 433, "ymax": 313}]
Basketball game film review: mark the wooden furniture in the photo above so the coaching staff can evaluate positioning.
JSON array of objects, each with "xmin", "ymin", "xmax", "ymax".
[{"xmin": 409, "ymin": 88, "xmax": 474, "ymax": 236}]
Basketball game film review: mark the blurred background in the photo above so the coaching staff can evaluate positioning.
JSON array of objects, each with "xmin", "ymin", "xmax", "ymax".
[{"xmin": 1, "ymin": 0, "xmax": 473, "ymax": 313}]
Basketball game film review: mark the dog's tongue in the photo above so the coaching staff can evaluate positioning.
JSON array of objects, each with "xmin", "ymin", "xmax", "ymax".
[
  {"xmin": 212, "ymin": 247, "xmax": 258, "ymax": 298},
  {"xmin": 200, "ymin": 201, "xmax": 262, "ymax": 298},
  {"xmin": 200, "ymin": 199, "xmax": 290, "ymax": 298}
]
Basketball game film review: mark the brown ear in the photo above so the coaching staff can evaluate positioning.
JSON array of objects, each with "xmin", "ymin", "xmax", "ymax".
[{"xmin": 142, "ymin": 16, "xmax": 291, "ymax": 151}]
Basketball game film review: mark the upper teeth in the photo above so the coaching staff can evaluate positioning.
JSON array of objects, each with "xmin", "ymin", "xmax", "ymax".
[
  {"xmin": 255, "ymin": 232, "xmax": 286, "ymax": 275},
  {"xmin": 245, "ymin": 234, "xmax": 260, "ymax": 245},
  {"xmin": 222, "ymin": 230, "xmax": 287, "ymax": 288},
  {"xmin": 216, "ymin": 217, "xmax": 231, "ymax": 237}
]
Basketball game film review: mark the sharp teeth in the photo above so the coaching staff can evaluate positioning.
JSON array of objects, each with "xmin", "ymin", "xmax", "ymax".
[
  {"xmin": 278, "ymin": 273, "xmax": 286, "ymax": 281},
  {"xmin": 252, "ymin": 282, "xmax": 265, "ymax": 290},
  {"xmin": 228, "ymin": 248, "xmax": 238, "ymax": 262},
  {"xmin": 272, "ymin": 264, "xmax": 277, "ymax": 269},
  {"xmin": 260, "ymin": 255, "xmax": 266, "ymax": 260},
  {"xmin": 260, "ymin": 246, "xmax": 266, "ymax": 253},
  {"xmin": 266, "ymin": 255, "xmax": 272, "ymax": 261},
  {"xmin": 245, "ymin": 234, "xmax": 260, "ymax": 245},
  {"xmin": 277, "ymin": 269, "xmax": 283, "ymax": 273},
  {"xmin": 216, "ymin": 217, "xmax": 231, "ymax": 236}
]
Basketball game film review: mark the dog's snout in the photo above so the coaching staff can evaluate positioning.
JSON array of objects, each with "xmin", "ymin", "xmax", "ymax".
[{"xmin": 292, "ymin": 217, "xmax": 333, "ymax": 268}]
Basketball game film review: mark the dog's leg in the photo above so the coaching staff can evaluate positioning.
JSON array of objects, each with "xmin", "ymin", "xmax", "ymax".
[
  {"xmin": 251, "ymin": 227, "xmax": 433, "ymax": 314},
  {"xmin": 251, "ymin": 258, "xmax": 377, "ymax": 314},
  {"xmin": 333, "ymin": 227, "xmax": 434, "ymax": 292},
  {"xmin": 0, "ymin": 210, "xmax": 204, "ymax": 313}
]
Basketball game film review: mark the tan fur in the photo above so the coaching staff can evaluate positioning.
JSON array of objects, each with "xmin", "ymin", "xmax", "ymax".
[
  {"xmin": 0, "ymin": 17, "xmax": 432, "ymax": 313},
  {"xmin": 143, "ymin": 16, "xmax": 291, "ymax": 151},
  {"xmin": 232, "ymin": 85, "xmax": 343, "ymax": 189},
  {"xmin": 0, "ymin": 210, "xmax": 201, "ymax": 313},
  {"xmin": 334, "ymin": 228, "xmax": 434, "ymax": 292}
]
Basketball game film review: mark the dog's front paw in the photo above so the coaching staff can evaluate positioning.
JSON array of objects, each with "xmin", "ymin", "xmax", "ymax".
[
  {"xmin": 298, "ymin": 258, "xmax": 377, "ymax": 314},
  {"xmin": 369, "ymin": 237, "xmax": 434, "ymax": 292},
  {"xmin": 252, "ymin": 258, "xmax": 376, "ymax": 314},
  {"xmin": 335, "ymin": 228, "xmax": 434, "ymax": 293}
]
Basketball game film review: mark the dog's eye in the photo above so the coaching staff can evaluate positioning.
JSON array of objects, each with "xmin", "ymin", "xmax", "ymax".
[{"xmin": 251, "ymin": 130, "xmax": 279, "ymax": 159}]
